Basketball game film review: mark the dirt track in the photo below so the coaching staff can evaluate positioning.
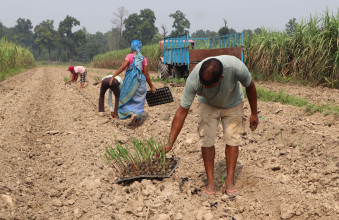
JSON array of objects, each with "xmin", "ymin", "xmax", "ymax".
[{"xmin": 0, "ymin": 67, "xmax": 338, "ymax": 220}]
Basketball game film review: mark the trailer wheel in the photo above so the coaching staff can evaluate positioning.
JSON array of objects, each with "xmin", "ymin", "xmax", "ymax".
[{"xmin": 158, "ymin": 61, "xmax": 170, "ymax": 79}]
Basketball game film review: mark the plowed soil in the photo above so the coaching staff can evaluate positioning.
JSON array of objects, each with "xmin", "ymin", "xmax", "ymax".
[{"xmin": 1, "ymin": 67, "xmax": 338, "ymax": 220}]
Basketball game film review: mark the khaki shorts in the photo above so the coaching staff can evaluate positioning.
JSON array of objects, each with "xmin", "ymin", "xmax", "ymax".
[{"xmin": 197, "ymin": 102, "xmax": 245, "ymax": 147}]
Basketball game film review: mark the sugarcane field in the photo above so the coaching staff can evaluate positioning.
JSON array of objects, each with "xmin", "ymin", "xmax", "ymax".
[{"xmin": 1, "ymin": 1, "xmax": 338, "ymax": 220}]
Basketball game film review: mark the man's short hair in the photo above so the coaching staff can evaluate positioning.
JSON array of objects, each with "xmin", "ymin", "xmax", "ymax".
[{"xmin": 199, "ymin": 58, "xmax": 223, "ymax": 85}]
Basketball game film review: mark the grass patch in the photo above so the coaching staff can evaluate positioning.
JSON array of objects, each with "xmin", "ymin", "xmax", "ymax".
[
  {"xmin": 35, "ymin": 61, "xmax": 93, "ymax": 68},
  {"xmin": 93, "ymin": 76, "xmax": 101, "ymax": 82},
  {"xmin": 151, "ymin": 77, "xmax": 186, "ymax": 84},
  {"xmin": 248, "ymin": 86, "xmax": 339, "ymax": 115},
  {"xmin": 63, "ymin": 77, "xmax": 70, "ymax": 82},
  {"xmin": 251, "ymin": 72, "xmax": 313, "ymax": 87},
  {"xmin": 0, "ymin": 67, "xmax": 28, "ymax": 81}
]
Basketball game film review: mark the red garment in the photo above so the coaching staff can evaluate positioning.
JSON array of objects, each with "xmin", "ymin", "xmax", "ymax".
[
  {"xmin": 68, "ymin": 66, "xmax": 74, "ymax": 73},
  {"xmin": 71, "ymin": 73, "xmax": 78, "ymax": 81}
]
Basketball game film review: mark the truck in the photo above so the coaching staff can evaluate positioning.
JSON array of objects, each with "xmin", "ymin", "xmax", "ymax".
[{"xmin": 158, "ymin": 33, "xmax": 243, "ymax": 79}]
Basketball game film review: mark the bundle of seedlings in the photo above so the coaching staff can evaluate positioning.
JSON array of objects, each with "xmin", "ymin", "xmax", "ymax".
[{"xmin": 101, "ymin": 136, "xmax": 180, "ymax": 182}]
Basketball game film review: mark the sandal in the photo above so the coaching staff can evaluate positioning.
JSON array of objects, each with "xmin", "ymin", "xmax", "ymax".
[{"xmin": 226, "ymin": 189, "xmax": 240, "ymax": 198}]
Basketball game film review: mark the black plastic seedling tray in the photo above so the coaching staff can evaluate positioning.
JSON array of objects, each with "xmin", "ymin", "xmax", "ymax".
[
  {"xmin": 115, "ymin": 157, "xmax": 181, "ymax": 184},
  {"xmin": 146, "ymin": 87, "xmax": 174, "ymax": 107}
]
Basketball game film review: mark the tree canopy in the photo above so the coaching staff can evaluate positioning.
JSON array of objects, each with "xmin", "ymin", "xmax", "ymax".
[
  {"xmin": 34, "ymin": 20, "xmax": 56, "ymax": 63},
  {"xmin": 123, "ymin": 9, "xmax": 157, "ymax": 45},
  {"xmin": 58, "ymin": 15, "xmax": 86, "ymax": 64},
  {"xmin": 169, "ymin": 10, "xmax": 190, "ymax": 36},
  {"xmin": 0, "ymin": 8, "xmax": 262, "ymax": 63},
  {"xmin": 14, "ymin": 18, "xmax": 33, "ymax": 48},
  {"xmin": 191, "ymin": 29, "xmax": 217, "ymax": 38},
  {"xmin": 285, "ymin": 18, "xmax": 297, "ymax": 36}
]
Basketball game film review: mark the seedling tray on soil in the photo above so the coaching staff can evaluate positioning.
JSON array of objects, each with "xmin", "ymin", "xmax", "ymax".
[
  {"xmin": 115, "ymin": 157, "xmax": 181, "ymax": 184},
  {"xmin": 146, "ymin": 87, "xmax": 174, "ymax": 107}
]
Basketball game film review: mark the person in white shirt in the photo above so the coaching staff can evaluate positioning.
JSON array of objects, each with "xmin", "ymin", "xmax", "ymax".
[{"xmin": 98, "ymin": 75, "xmax": 122, "ymax": 118}]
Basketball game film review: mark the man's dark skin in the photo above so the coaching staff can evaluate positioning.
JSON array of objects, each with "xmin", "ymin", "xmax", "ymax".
[{"xmin": 165, "ymin": 68, "xmax": 259, "ymax": 196}]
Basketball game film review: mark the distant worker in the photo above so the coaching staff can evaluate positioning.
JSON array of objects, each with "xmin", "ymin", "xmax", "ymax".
[
  {"xmin": 98, "ymin": 75, "xmax": 122, "ymax": 118},
  {"xmin": 109, "ymin": 39, "xmax": 156, "ymax": 128},
  {"xmin": 68, "ymin": 66, "xmax": 87, "ymax": 89},
  {"xmin": 164, "ymin": 55, "xmax": 259, "ymax": 197}
]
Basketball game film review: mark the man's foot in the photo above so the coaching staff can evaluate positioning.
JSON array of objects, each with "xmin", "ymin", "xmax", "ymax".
[
  {"xmin": 225, "ymin": 182, "xmax": 239, "ymax": 197},
  {"xmin": 200, "ymin": 183, "xmax": 215, "ymax": 197},
  {"xmin": 200, "ymin": 190, "xmax": 216, "ymax": 199},
  {"xmin": 226, "ymin": 189, "xmax": 240, "ymax": 198}
]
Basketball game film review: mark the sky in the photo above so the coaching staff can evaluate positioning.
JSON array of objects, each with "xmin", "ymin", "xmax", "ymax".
[{"xmin": 0, "ymin": 0, "xmax": 338, "ymax": 34}]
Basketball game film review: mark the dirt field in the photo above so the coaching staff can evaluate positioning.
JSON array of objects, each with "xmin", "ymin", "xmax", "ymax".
[{"xmin": 0, "ymin": 67, "xmax": 338, "ymax": 220}]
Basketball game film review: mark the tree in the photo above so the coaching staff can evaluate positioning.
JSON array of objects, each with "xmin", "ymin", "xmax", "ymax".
[
  {"xmin": 34, "ymin": 20, "xmax": 56, "ymax": 64},
  {"xmin": 161, "ymin": 24, "xmax": 168, "ymax": 38},
  {"xmin": 0, "ymin": 22, "xmax": 7, "ymax": 39},
  {"xmin": 285, "ymin": 18, "xmax": 297, "ymax": 36},
  {"xmin": 169, "ymin": 10, "xmax": 190, "ymax": 36},
  {"xmin": 254, "ymin": 28, "xmax": 263, "ymax": 35},
  {"xmin": 218, "ymin": 18, "xmax": 230, "ymax": 36},
  {"xmin": 112, "ymin": 7, "xmax": 128, "ymax": 50},
  {"xmin": 228, "ymin": 28, "xmax": 237, "ymax": 35},
  {"xmin": 218, "ymin": 27, "xmax": 229, "ymax": 36},
  {"xmin": 217, "ymin": 18, "xmax": 237, "ymax": 36},
  {"xmin": 151, "ymin": 33, "xmax": 163, "ymax": 44},
  {"xmin": 77, "ymin": 31, "xmax": 111, "ymax": 62},
  {"xmin": 58, "ymin": 15, "xmax": 86, "ymax": 64},
  {"xmin": 108, "ymin": 28, "xmax": 123, "ymax": 50},
  {"xmin": 123, "ymin": 13, "xmax": 141, "ymax": 45},
  {"xmin": 13, "ymin": 18, "xmax": 33, "ymax": 48},
  {"xmin": 191, "ymin": 29, "xmax": 217, "ymax": 38},
  {"xmin": 123, "ymin": 9, "xmax": 158, "ymax": 45},
  {"xmin": 138, "ymin": 9, "xmax": 158, "ymax": 44},
  {"xmin": 242, "ymin": 29, "xmax": 253, "ymax": 38}
]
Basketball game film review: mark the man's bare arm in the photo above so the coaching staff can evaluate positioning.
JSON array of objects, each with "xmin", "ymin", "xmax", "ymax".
[
  {"xmin": 165, "ymin": 106, "xmax": 190, "ymax": 152},
  {"xmin": 245, "ymin": 80, "xmax": 259, "ymax": 131}
]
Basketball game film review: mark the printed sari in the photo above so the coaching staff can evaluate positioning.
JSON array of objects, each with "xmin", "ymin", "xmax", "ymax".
[{"xmin": 118, "ymin": 40, "xmax": 146, "ymax": 120}]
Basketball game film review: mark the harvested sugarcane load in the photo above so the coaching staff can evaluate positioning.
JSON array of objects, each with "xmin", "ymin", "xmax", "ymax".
[{"xmin": 101, "ymin": 136, "xmax": 180, "ymax": 183}]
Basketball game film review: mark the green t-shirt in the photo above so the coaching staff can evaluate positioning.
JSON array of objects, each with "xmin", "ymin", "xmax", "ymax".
[{"xmin": 180, "ymin": 55, "xmax": 252, "ymax": 109}]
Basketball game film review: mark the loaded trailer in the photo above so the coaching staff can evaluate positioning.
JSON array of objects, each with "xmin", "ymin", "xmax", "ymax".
[{"xmin": 158, "ymin": 33, "xmax": 243, "ymax": 79}]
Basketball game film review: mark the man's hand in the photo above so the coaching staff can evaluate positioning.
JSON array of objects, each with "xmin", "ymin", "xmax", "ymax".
[
  {"xmin": 164, "ymin": 143, "xmax": 171, "ymax": 153},
  {"xmin": 249, "ymin": 114, "xmax": 259, "ymax": 131}
]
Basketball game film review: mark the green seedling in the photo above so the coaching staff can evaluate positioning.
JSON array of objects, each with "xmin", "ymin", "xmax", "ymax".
[
  {"xmin": 64, "ymin": 77, "xmax": 70, "ymax": 82},
  {"xmin": 297, "ymin": 139, "xmax": 303, "ymax": 152},
  {"xmin": 221, "ymin": 174, "xmax": 226, "ymax": 186},
  {"xmin": 101, "ymin": 136, "xmax": 171, "ymax": 178},
  {"xmin": 265, "ymin": 131, "xmax": 270, "ymax": 141},
  {"xmin": 93, "ymin": 76, "xmax": 101, "ymax": 82}
]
